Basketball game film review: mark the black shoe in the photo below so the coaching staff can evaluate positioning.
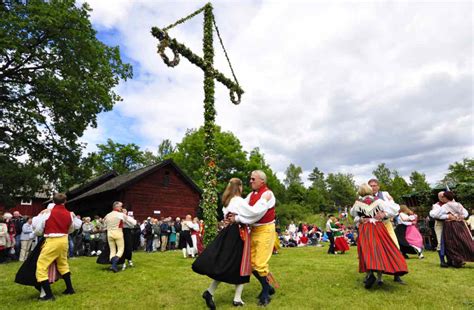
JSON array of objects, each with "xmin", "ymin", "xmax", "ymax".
[
  {"xmin": 394, "ymin": 275, "xmax": 406, "ymax": 285},
  {"xmin": 377, "ymin": 280, "xmax": 384, "ymax": 287},
  {"xmin": 258, "ymin": 296, "xmax": 271, "ymax": 307},
  {"xmin": 233, "ymin": 301, "xmax": 244, "ymax": 307},
  {"xmin": 403, "ymin": 254, "xmax": 409, "ymax": 259},
  {"xmin": 364, "ymin": 273, "xmax": 376, "ymax": 289},
  {"xmin": 202, "ymin": 290, "xmax": 216, "ymax": 310},
  {"xmin": 63, "ymin": 289, "xmax": 75, "ymax": 295},
  {"xmin": 440, "ymin": 262, "xmax": 449, "ymax": 268},
  {"xmin": 38, "ymin": 295, "xmax": 55, "ymax": 302},
  {"xmin": 257, "ymin": 286, "xmax": 275, "ymax": 299}
]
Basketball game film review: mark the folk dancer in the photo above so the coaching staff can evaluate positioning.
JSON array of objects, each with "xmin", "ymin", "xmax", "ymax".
[
  {"xmin": 33, "ymin": 193, "xmax": 82, "ymax": 301},
  {"xmin": 246, "ymin": 170, "xmax": 278, "ymax": 306},
  {"xmin": 193, "ymin": 177, "xmax": 272, "ymax": 309},
  {"xmin": 350, "ymin": 184, "xmax": 408, "ymax": 289},
  {"xmin": 429, "ymin": 191, "xmax": 473, "ymax": 268},
  {"xmin": 103, "ymin": 201, "xmax": 137, "ymax": 272},
  {"xmin": 368, "ymin": 178, "xmax": 405, "ymax": 285},
  {"xmin": 431, "ymin": 192, "xmax": 449, "ymax": 267}
]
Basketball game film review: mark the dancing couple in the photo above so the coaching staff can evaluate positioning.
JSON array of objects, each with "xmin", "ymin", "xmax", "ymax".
[{"xmin": 193, "ymin": 170, "xmax": 277, "ymax": 308}]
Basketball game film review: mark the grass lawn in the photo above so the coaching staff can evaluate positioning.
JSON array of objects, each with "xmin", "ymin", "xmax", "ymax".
[{"xmin": 0, "ymin": 246, "xmax": 473, "ymax": 309}]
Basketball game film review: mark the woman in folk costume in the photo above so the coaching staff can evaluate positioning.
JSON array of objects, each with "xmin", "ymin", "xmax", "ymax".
[
  {"xmin": 350, "ymin": 184, "xmax": 408, "ymax": 289},
  {"xmin": 193, "ymin": 178, "xmax": 273, "ymax": 309},
  {"xmin": 333, "ymin": 221, "xmax": 349, "ymax": 254},
  {"xmin": 395, "ymin": 205, "xmax": 424, "ymax": 259},
  {"xmin": 429, "ymin": 191, "xmax": 474, "ymax": 268},
  {"xmin": 191, "ymin": 217, "xmax": 204, "ymax": 255}
]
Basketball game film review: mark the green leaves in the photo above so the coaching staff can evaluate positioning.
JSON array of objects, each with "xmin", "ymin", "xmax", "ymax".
[{"xmin": 0, "ymin": 0, "xmax": 132, "ymax": 202}]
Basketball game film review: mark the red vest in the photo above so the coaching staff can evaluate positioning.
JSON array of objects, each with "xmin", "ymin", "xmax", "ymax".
[
  {"xmin": 44, "ymin": 205, "xmax": 72, "ymax": 235},
  {"xmin": 249, "ymin": 185, "xmax": 275, "ymax": 224}
]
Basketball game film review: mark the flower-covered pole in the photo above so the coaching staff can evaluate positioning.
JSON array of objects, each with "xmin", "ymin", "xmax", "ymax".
[
  {"xmin": 201, "ymin": 4, "xmax": 219, "ymax": 245},
  {"xmin": 151, "ymin": 3, "xmax": 243, "ymax": 244}
]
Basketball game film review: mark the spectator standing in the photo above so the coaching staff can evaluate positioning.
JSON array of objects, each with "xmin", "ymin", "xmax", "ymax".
[
  {"xmin": 152, "ymin": 219, "xmax": 161, "ymax": 252},
  {"xmin": 169, "ymin": 221, "xmax": 177, "ymax": 250},
  {"xmin": 144, "ymin": 218, "xmax": 153, "ymax": 253},
  {"xmin": 19, "ymin": 217, "xmax": 34, "ymax": 261},
  {"xmin": 0, "ymin": 215, "xmax": 11, "ymax": 263},
  {"xmin": 12, "ymin": 211, "xmax": 25, "ymax": 260},
  {"xmin": 160, "ymin": 218, "xmax": 171, "ymax": 252}
]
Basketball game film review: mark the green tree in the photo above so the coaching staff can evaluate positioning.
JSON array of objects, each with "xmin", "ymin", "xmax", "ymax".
[
  {"xmin": 283, "ymin": 163, "xmax": 306, "ymax": 204},
  {"xmin": 372, "ymin": 163, "xmax": 393, "ymax": 191},
  {"xmin": 156, "ymin": 139, "xmax": 176, "ymax": 161},
  {"xmin": 246, "ymin": 148, "xmax": 285, "ymax": 201},
  {"xmin": 87, "ymin": 139, "xmax": 149, "ymax": 175},
  {"xmin": 444, "ymin": 158, "xmax": 474, "ymax": 183},
  {"xmin": 326, "ymin": 173, "xmax": 357, "ymax": 210},
  {"xmin": 171, "ymin": 126, "xmax": 248, "ymax": 194},
  {"xmin": 308, "ymin": 167, "xmax": 326, "ymax": 189},
  {"xmin": 390, "ymin": 172, "xmax": 411, "ymax": 202},
  {"xmin": 0, "ymin": 0, "xmax": 132, "ymax": 202},
  {"xmin": 305, "ymin": 166, "xmax": 330, "ymax": 213},
  {"xmin": 409, "ymin": 171, "xmax": 431, "ymax": 193},
  {"xmin": 284, "ymin": 163, "xmax": 303, "ymax": 187},
  {"xmin": 442, "ymin": 158, "xmax": 474, "ymax": 209}
]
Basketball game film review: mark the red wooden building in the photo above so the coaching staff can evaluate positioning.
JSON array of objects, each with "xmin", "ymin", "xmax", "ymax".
[
  {"xmin": 0, "ymin": 192, "xmax": 49, "ymax": 217},
  {"xmin": 67, "ymin": 159, "xmax": 202, "ymax": 221}
]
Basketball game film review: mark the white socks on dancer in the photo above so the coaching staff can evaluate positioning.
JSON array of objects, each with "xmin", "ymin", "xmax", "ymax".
[
  {"xmin": 234, "ymin": 284, "xmax": 245, "ymax": 303},
  {"xmin": 208, "ymin": 280, "xmax": 220, "ymax": 295},
  {"xmin": 39, "ymin": 287, "xmax": 46, "ymax": 298},
  {"xmin": 182, "ymin": 248, "xmax": 187, "ymax": 258}
]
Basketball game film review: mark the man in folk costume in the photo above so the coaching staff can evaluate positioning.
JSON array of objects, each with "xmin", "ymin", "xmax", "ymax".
[
  {"xmin": 368, "ymin": 178, "xmax": 406, "ymax": 285},
  {"xmin": 245, "ymin": 170, "xmax": 277, "ymax": 306},
  {"xmin": 432, "ymin": 191, "xmax": 449, "ymax": 267},
  {"xmin": 104, "ymin": 201, "xmax": 137, "ymax": 272},
  {"xmin": 34, "ymin": 193, "xmax": 82, "ymax": 301}
]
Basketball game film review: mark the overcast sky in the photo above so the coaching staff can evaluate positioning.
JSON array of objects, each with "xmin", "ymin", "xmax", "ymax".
[{"xmin": 78, "ymin": 0, "xmax": 473, "ymax": 186}]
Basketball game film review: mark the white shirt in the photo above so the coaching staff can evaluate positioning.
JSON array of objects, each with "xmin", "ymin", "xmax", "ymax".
[
  {"xmin": 225, "ymin": 195, "xmax": 273, "ymax": 225},
  {"xmin": 429, "ymin": 201, "xmax": 468, "ymax": 220},
  {"xmin": 374, "ymin": 191, "xmax": 400, "ymax": 218}
]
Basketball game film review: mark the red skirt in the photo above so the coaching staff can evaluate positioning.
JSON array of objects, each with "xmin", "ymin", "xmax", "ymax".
[
  {"xmin": 357, "ymin": 221, "xmax": 408, "ymax": 275},
  {"xmin": 334, "ymin": 236, "xmax": 349, "ymax": 252}
]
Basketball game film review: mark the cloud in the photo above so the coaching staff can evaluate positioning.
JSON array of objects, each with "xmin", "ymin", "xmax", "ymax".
[{"xmin": 80, "ymin": 0, "xmax": 473, "ymax": 185}]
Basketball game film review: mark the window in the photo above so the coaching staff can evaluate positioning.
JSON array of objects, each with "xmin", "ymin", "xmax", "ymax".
[
  {"xmin": 20, "ymin": 199, "xmax": 32, "ymax": 205},
  {"xmin": 163, "ymin": 171, "xmax": 170, "ymax": 187}
]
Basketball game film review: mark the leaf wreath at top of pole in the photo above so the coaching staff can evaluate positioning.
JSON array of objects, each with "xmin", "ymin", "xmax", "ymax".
[
  {"xmin": 151, "ymin": 3, "xmax": 243, "ymax": 105},
  {"xmin": 151, "ymin": 3, "xmax": 244, "ymax": 244}
]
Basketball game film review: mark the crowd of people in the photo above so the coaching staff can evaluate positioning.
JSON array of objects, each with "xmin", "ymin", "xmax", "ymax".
[
  {"xmin": 278, "ymin": 220, "xmax": 356, "ymax": 250},
  {"xmin": 1, "ymin": 172, "xmax": 473, "ymax": 306},
  {"xmin": 0, "ymin": 210, "xmax": 207, "ymax": 266}
]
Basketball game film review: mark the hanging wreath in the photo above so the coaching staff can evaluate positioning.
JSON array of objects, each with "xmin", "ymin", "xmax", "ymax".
[
  {"xmin": 158, "ymin": 38, "xmax": 180, "ymax": 67},
  {"xmin": 229, "ymin": 88, "xmax": 241, "ymax": 105}
]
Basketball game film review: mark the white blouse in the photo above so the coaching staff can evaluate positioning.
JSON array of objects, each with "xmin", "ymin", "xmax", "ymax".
[
  {"xmin": 429, "ymin": 201, "xmax": 468, "ymax": 220},
  {"xmin": 223, "ymin": 195, "xmax": 274, "ymax": 225}
]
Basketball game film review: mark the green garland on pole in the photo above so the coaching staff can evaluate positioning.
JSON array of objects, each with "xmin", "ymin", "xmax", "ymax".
[
  {"xmin": 201, "ymin": 3, "xmax": 219, "ymax": 245},
  {"xmin": 151, "ymin": 3, "xmax": 243, "ymax": 244}
]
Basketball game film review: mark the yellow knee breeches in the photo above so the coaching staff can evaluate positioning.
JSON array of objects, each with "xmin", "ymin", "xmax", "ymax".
[
  {"xmin": 383, "ymin": 220, "xmax": 400, "ymax": 249},
  {"xmin": 108, "ymin": 229, "xmax": 124, "ymax": 259},
  {"xmin": 36, "ymin": 236, "xmax": 69, "ymax": 282},
  {"xmin": 251, "ymin": 223, "xmax": 275, "ymax": 277}
]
